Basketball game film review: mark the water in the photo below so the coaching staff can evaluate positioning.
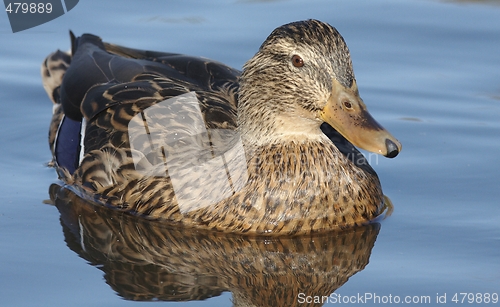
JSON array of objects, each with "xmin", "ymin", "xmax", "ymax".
[{"xmin": 1, "ymin": 0, "xmax": 499, "ymax": 306}]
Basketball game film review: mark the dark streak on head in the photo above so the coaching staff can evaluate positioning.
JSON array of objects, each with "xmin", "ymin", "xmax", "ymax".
[{"xmin": 259, "ymin": 19, "xmax": 355, "ymax": 88}]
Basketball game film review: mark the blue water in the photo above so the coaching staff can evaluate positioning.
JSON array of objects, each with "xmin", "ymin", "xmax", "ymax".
[{"xmin": 1, "ymin": 0, "xmax": 499, "ymax": 306}]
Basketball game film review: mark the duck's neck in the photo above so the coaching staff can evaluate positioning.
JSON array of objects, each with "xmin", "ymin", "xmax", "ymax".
[
  {"xmin": 237, "ymin": 77, "xmax": 325, "ymax": 146},
  {"xmin": 237, "ymin": 111, "xmax": 326, "ymax": 146}
]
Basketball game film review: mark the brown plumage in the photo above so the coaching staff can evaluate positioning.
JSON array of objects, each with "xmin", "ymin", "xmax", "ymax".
[{"xmin": 42, "ymin": 19, "xmax": 401, "ymax": 235}]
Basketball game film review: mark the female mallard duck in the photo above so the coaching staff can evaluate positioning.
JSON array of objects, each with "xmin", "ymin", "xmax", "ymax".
[{"xmin": 42, "ymin": 19, "xmax": 401, "ymax": 235}]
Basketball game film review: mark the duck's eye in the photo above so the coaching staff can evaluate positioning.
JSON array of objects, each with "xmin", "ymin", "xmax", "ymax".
[
  {"xmin": 343, "ymin": 101, "xmax": 353, "ymax": 110},
  {"xmin": 291, "ymin": 55, "xmax": 304, "ymax": 67}
]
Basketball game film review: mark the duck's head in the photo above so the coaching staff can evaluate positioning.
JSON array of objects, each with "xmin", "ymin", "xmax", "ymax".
[{"xmin": 239, "ymin": 19, "xmax": 401, "ymax": 158}]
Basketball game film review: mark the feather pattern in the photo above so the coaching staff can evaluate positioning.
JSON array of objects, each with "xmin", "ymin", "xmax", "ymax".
[{"xmin": 42, "ymin": 20, "xmax": 398, "ymax": 235}]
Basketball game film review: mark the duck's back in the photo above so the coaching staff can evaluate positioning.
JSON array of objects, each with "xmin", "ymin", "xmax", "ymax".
[
  {"xmin": 44, "ymin": 33, "xmax": 241, "ymax": 178},
  {"xmin": 60, "ymin": 33, "xmax": 240, "ymax": 122}
]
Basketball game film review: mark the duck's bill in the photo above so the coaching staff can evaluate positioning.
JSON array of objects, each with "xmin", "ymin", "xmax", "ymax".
[{"xmin": 320, "ymin": 79, "xmax": 402, "ymax": 158}]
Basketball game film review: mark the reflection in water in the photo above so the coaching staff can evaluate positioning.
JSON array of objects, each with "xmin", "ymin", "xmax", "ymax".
[{"xmin": 49, "ymin": 184, "xmax": 381, "ymax": 306}]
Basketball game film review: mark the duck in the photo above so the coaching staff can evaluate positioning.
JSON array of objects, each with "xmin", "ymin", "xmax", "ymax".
[{"xmin": 42, "ymin": 19, "xmax": 401, "ymax": 235}]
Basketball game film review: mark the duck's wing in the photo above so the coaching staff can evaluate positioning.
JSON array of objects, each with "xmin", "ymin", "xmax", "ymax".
[
  {"xmin": 46, "ymin": 33, "xmax": 241, "ymax": 184},
  {"xmin": 57, "ymin": 33, "xmax": 240, "ymax": 154},
  {"xmin": 60, "ymin": 33, "xmax": 240, "ymax": 122}
]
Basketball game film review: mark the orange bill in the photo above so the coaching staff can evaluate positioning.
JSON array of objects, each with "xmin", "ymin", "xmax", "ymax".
[{"xmin": 320, "ymin": 79, "xmax": 402, "ymax": 158}]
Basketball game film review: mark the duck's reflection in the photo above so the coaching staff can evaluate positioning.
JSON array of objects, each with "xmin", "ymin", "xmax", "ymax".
[{"xmin": 50, "ymin": 184, "xmax": 381, "ymax": 306}]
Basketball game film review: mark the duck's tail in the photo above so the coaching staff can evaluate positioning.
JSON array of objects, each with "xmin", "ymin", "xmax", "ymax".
[
  {"xmin": 43, "ymin": 32, "xmax": 77, "ymax": 183},
  {"xmin": 41, "ymin": 50, "xmax": 71, "ymax": 106}
]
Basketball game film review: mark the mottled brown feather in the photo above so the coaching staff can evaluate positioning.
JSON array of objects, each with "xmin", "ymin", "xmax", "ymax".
[{"xmin": 42, "ymin": 20, "xmax": 387, "ymax": 235}]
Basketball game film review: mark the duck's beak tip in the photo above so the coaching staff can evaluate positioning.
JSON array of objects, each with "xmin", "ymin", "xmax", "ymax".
[{"xmin": 384, "ymin": 138, "xmax": 401, "ymax": 158}]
